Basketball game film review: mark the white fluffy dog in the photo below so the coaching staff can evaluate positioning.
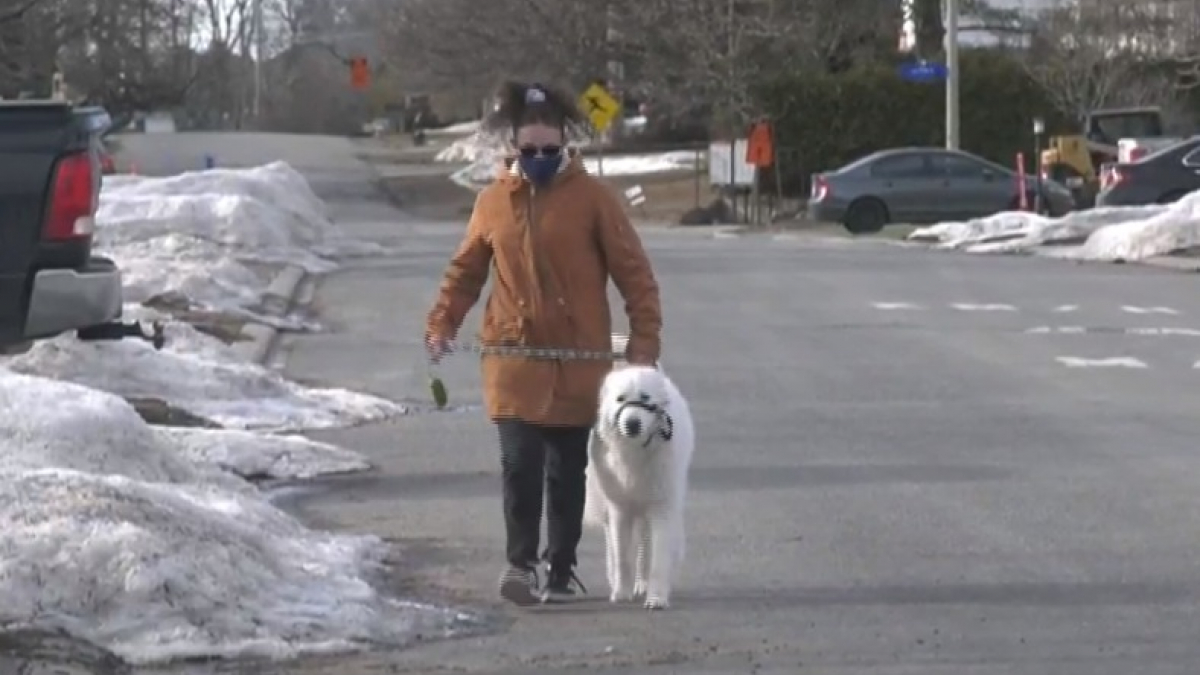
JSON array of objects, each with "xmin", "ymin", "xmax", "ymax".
[{"xmin": 584, "ymin": 363, "xmax": 695, "ymax": 610}]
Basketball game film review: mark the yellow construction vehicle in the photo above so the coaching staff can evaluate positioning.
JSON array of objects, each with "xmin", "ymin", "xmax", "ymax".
[{"xmin": 1040, "ymin": 106, "xmax": 1168, "ymax": 207}]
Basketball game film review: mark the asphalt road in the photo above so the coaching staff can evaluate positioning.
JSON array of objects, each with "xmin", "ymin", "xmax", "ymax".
[{"xmin": 135, "ymin": 134, "xmax": 1200, "ymax": 674}]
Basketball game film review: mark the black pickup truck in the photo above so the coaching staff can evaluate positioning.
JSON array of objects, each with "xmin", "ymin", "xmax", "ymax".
[{"xmin": 0, "ymin": 101, "xmax": 159, "ymax": 354}]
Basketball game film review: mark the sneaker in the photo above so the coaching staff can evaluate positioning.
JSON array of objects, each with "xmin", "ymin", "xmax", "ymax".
[
  {"xmin": 540, "ymin": 564, "xmax": 587, "ymax": 603},
  {"xmin": 498, "ymin": 565, "xmax": 540, "ymax": 606}
]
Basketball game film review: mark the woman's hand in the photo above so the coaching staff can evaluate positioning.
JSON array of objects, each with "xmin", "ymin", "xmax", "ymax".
[{"xmin": 425, "ymin": 333, "xmax": 452, "ymax": 363}]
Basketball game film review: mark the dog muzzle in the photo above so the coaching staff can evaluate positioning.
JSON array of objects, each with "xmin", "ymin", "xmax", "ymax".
[{"xmin": 614, "ymin": 400, "xmax": 674, "ymax": 447}]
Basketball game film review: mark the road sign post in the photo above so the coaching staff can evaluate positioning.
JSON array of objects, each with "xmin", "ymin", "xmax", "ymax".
[
  {"xmin": 578, "ymin": 82, "xmax": 621, "ymax": 177},
  {"xmin": 745, "ymin": 121, "xmax": 775, "ymax": 225}
]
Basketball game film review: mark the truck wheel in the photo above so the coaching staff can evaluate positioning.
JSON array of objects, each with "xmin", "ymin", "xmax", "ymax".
[
  {"xmin": 843, "ymin": 198, "xmax": 888, "ymax": 234},
  {"xmin": 1156, "ymin": 190, "xmax": 1188, "ymax": 205}
]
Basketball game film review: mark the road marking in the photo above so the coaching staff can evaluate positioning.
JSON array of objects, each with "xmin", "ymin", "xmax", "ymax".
[
  {"xmin": 1053, "ymin": 304, "xmax": 1079, "ymax": 312},
  {"xmin": 1122, "ymin": 305, "xmax": 1180, "ymax": 315},
  {"xmin": 1028, "ymin": 326, "xmax": 1200, "ymax": 336},
  {"xmin": 951, "ymin": 303, "xmax": 1017, "ymax": 311},
  {"xmin": 1056, "ymin": 356, "xmax": 1148, "ymax": 368},
  {"xmin": 871, "ymin": 302, "xmax": 924, "ymax": 310},
  {"xmin": 1027, "ymin": 326, "xmax": 1087, "ymax": 334}
]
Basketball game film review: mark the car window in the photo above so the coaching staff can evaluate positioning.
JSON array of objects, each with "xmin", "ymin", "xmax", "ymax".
[
  {"xmin": 933, "ymin": 154, "xmax": 998, "ymax": 178},
  {"xmin": 870, "ymin": 154, "xmax": 929, "ymax": 178},
  {"xmin": 1181, "ymin": 146, "xmax": 1200, "ymax": 167}
]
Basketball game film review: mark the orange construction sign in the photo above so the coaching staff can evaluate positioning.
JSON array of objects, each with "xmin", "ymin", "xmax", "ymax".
[
  {"xmin": 350, "ymin": 57, "xmax": 370, "ymax": 90},
  {"xmin": 745, "ymin": 121, "xmax": 774, "ymax": 167}
]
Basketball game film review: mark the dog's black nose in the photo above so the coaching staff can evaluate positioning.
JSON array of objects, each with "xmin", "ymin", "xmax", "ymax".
[{"xmin": 623, "ymin": 417, "xmax": 642, "ymax": 436}]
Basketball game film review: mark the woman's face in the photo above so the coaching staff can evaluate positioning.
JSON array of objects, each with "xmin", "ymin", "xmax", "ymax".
[{"xmin": 514, "ymin": 123, "xmax": 564, "ymax": 156}]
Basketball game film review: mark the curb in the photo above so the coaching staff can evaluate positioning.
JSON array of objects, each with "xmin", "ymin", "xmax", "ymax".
[
  {"xmin": 1141, "ymin": 256, "xmax": 1200, "ymax": 272},
  {"xmin": 231, "ymin": 264, "xmax": 308, "ymax": 364}
]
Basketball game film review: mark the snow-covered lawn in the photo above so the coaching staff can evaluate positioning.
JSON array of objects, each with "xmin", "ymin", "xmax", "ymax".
[
  {"xmin": 907, "ymin": 190, "xmax": 1200, "ymax": 262},
  {"xmin": 0, "ymin": 371, "xmax": 476, "ymax": 665}
]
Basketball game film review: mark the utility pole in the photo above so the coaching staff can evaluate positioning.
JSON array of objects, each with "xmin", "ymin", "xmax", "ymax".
[
  {"xmin": 944, "ymin": 0, "xmax": 960, "ymax": 149},
  {"xmin": 252, "ymin": 0, "xmax": 265, "ymax": 123}
]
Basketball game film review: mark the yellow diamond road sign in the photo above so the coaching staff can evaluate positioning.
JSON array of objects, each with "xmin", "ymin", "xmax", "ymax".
[{"xmin": 579, "ymin": 82, "xmax": 620, "ymax": 133}]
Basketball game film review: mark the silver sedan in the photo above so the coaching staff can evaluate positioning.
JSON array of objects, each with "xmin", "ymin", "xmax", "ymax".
[{"xmin": 807, "ymin": 147, "xmax": 1075, "ymax": 234}]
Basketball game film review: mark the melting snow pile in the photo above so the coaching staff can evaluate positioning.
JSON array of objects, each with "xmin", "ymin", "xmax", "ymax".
[
  {"xmin": 97, "ymin": 162, "xmax": 382, "ymax": 319},
  {"xmin": 908, "ymin": 189, "xmax": 1200, "ymax": 261},
  {"xmin": 3, "ymin": 306, "xmax": 404, "ymax": 432},
  {"xmin": 0, "ymin": 370, "xmax": 473, "ymax": 664}
]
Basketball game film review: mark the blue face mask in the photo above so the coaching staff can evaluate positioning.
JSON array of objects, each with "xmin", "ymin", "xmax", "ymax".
[{"xmin": 517, "ymin": 150, "xmax": 562, "ymax": 187}]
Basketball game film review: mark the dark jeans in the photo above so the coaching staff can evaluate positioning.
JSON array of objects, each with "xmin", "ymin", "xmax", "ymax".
[{"xmin": 496, "ymin": 419, "xmax": 590, "ymax": 570}]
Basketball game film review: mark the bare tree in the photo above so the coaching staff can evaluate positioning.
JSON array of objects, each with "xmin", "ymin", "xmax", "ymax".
[{"xmin": 1022, "ymin": 0, "xmax": 1175, "ymax": 120}]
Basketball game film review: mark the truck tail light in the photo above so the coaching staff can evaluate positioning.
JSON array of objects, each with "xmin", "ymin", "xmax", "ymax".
[{"xmin": 44, "ymin": 151, "xmax": 96, "ymax": 241}]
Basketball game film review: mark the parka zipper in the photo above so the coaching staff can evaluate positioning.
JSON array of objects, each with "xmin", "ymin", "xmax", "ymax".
[{"xmin": 526, "ymin": 185, "xmax": 567, "ymax": 311}]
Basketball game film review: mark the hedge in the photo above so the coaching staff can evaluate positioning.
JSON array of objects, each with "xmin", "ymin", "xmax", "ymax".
[{"xmin": 756, "ymin": 49, "xmax": 1073, "ymax": 195}]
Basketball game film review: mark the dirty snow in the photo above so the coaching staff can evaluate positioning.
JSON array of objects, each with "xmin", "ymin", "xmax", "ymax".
[
  {"xmin": 97, "ymin": 161, "xmax": 383, "ymax": 319},
  {"xmin": 427, "ymin": 119, "xmax": 481, "ymax": 136},
  {"xmin": 0, "ymin": 370, "xmax": 473, "ymax": 664},
  {"xmin": 3, "ymin": 307, "xmax": 405, "ymax": 432},
  {"xmin": 155, "ymin": 427, "xmax": 371, "ymax": 480},
  {"xmin": 908, "ymin": 190, "xmax": 1200, "ymax": 261}
]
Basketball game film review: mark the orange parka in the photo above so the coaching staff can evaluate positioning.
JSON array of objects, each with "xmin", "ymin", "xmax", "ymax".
[{"xmin": 426, "ymin": 151, "xmax": 662, "ymax": 426}]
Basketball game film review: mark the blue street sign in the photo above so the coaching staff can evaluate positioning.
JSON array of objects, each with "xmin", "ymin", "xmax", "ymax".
[{"xmin": 898, "ymin": 61, "xmax": 948, "ymax": 83}]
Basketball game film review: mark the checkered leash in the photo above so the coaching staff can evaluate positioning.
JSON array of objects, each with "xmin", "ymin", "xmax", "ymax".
[{"xmin": 427, "ymin": 335, "xmax": 631, "ymax": 409}]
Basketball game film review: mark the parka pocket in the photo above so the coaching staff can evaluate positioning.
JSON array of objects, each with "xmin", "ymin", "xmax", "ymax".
[{"xmin": 480, "ymin": 314, "xmax": 526, "ymax": 346}]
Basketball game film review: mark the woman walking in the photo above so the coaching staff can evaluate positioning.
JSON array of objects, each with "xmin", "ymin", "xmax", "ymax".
[{"xmin": 425, "ymin": 80, "xmax": 663, "ymax": 605}]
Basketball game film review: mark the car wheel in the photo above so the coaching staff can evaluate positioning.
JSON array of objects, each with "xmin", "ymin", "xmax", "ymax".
[
  {"xmin": 1156, "ymin": 190, "xmax": 1188, "ymax": 205},
  {"xmin": 843, "ymin": 198, "xmax": 888, "ymax": 234}
]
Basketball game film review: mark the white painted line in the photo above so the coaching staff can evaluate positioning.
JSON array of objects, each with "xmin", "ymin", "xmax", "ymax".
[
  {"xmin": 1053, "ymin": 304, "xmax": 1079, "ymax": 312},
  {"xmin": 1123, "ymin": 327, "xmax": 1200, "ymax": 336},
  {"xmin": 872, "ymin": 302, "xmax": 924, "ymax": 310},
  {"xmin": 1028, "ymin": 325, "xmax": 1200, "ymax": 336},
  {"xmin": 1056, "ymin": 356, "xmax": 1148, "ymax": 368},
  {"xmin": 1122, "ymin": 305, "xmax": 1180, "ymax": 315},
  {"xmin": 1026, "ymin": 326, "xmax": 1087, "ymax": 334},
  {"xmin": 951, "ymin": 303, "xmax": 1017, "ymax": 311}
]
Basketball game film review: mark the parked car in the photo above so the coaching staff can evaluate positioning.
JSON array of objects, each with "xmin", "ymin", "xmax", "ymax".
[
  {"xmin": 1095, "ymin": 135, "xmax": 1200, "ymax": 207},
  {"xmin": 0, "ymin": 100, "xmax": 160, "ymax": 354},
  {"xmin": 807, "ymin": 147, "xmax": 1075, "ymax": 234}
]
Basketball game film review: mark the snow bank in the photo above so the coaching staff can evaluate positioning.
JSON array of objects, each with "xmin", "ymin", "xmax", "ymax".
[
  {"xmin": 0, "ymin": 371, "xmax": 239, "ymax": 489},
  {"xmin": 156, "ymin": 427, "xmax": 370, "ymax": 480},
  {"xmin": 434, "ymin": 131, "xmax": 507, "ymax": 164},
  {"xmin": 0, "ymin": 371, "xmax": 473, "ymax": 664},
  {"xmin": 439, "ymin": 131, "xmax": 698, "ymax": 192},
  {"xmin": 582, "ymin": 150, "xmax": 697, "ymax": 176},
  {"xmin": 427, "ymin": 119, "xmax": 481, "ymax": 136},
  {"xmin": 0, "ymin": 471, "xmax": 469, "ymax": 664},
  {"xmin": 906, "ymin": 194, "xmax": 1200, "ymax": 260},
  {"xmin": 3, "ymin": 308, "xmax": 405, "ymax": 432},
  {"xmin": 97, "ymin": 161, "xmax": 383, "ymax": 319}
]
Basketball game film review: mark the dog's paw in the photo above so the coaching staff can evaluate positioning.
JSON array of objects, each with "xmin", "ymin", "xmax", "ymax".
[
  {"xmin": 643, "ymin": 595, "xmax": 670, "ymax": 611},
  {"xmin": 632, "ymin": 579, "xmax": 648, "ymax": 599},
  {"xmin": 609, "ymin": 589, "xmax": 635, "ymax": 603}
]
